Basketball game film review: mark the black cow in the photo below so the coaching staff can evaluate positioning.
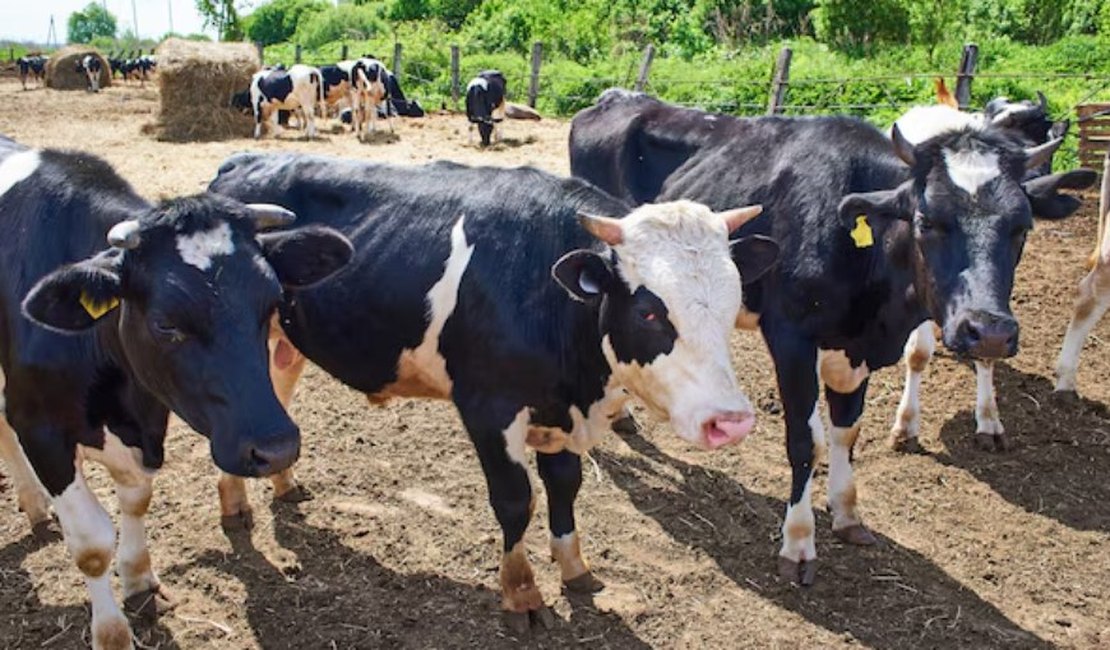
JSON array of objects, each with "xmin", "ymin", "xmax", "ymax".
[
  {"xmin": 208, "ymin": 152, "xmax": 776, "ymax": 629},
  {"xmin": 569, "ymin": 90, "xmax": 1094, "ymax": 584},
  {"xmin": 75, "ymin": 54, "xmax": 103, "ymax": 92},
  {"xmin": 466, "ymin": 70, "xmax": 507, "ymax": 146},
  {"xmin": 18, "ymin": 55, "xmax": 46, "ymax": 90},
  {"xmin": 0, "ymin": 137, "xmax": 351, "ymax": 649}
]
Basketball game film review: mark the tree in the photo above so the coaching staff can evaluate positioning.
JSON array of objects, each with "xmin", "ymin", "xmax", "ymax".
[
  {"xmin": 812, "ymin": 0, "xmax": 910, "ymax": 54},
  {"xmin": 67, "ymin": 2, "xmax": 118, "ymax": 44},
  {"xmin": 247, "ymin": 0, "xmax": 328, "ymax": 46},
  {"xmin": 196, "ymin": 0, "xmax": 244, "ymax": 41}
]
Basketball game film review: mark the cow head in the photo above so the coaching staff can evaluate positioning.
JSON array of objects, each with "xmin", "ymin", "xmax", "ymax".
[
  {"xmin": 840, "ymin": 124, "xmax": 1091, "ymax": 360},
  {"xmin": 553, "ymin": 200, "xmax": 778, "ymax": 450},
  {"xmin": 984, "ymin": 92, "xmax": 1067, "ymax": 177},
  {"xmin": 22, "ymin": 195, "xmax": 352, "ymax": 477}
]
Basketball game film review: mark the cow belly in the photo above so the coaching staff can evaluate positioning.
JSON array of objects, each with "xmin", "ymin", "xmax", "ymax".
[{"xmin": 366, "ymin": 349, "xmax": 452, "ymax": 404}]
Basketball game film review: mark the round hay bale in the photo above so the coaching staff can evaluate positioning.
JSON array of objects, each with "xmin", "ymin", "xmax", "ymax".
[
  {"xmin": 46, "ymin": 46, "xmax": 111, "ymax": 90},
  {"xmin": 152, "ymin": 38, "xmax": 260, "ymax": 142}
]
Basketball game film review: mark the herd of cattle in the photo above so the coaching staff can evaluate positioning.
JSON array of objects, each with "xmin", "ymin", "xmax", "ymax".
[
  {"xmin": 17, "ymin": 51, "xmax": 156, "ymax": 93},
  {"xmin": 0, "ymin": 77, "xmax": 1107, "ymax": 649}
]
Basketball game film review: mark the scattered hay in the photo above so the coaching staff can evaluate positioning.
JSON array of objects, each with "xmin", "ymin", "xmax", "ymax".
[
  {"xmin": 151, "ymin": 38, "xmax": 259, "ymax": 142},
  {"xmin": 359, "ymin": 130, "xmax": 401, "ymax": 145},
  {"xmin": 45, "ymin": 46, "xmax": 110, "ymax": 91}
]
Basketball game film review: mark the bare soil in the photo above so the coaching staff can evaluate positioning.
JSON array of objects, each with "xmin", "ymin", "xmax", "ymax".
[{"xmin": 1, "ymin": 80, "xmax": 1108, "ymax": 650}]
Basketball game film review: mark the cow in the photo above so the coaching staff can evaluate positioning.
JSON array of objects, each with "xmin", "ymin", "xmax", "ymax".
[
  {"xmin": 466, "ymin": 70, "xmax": 507, "ymax": 146},
  {"xmin": 1056, "ymin": 150, "xmax": 1110, "ymax": 394},
  {"xmin": 76, "ymin": 54, "xmax": 103, "ymax": 92},
  {"xmin": 319, "ymin": 63, "xmax": 352, "ymax": 116},
  {"xmin": 18, "ymin": 55, "xmax": 46, "ymax": 90},
  {"xmin": 350, "ymin": 57, "xmax": 392, "ymax": 135},
  {"xmin": 207, "ymin": 151, "xmax": 778, "ymax": 630},
  {"xmin": 249, "ymin": 64, "xmax": 323, "ymax": 139},
  {"xmin": 0, "ymin": 136, "xmax": 352, "ymax": 649},
  {"xmin": 569, "ymin": 89, "xmax": 1094, "ymax": 584}
]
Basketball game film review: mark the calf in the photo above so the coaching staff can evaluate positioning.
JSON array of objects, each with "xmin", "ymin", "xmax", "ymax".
[
  {"xmin": 350, "ymin": 57, "xmax": 392, "ymax": 135},
  {"xmin": 209, "ymin": 152, "xmax": 776, "ymax": 629},
  {"xmin": 466, "ymin": 70, "xmax": 507, "ymax": 146},
  {"xmin": 0, "ymin": 137, "xmax": 351, "ymax": 649},
  {"xmin": 76, "ymin": 54, "xmax": 103, "ymax": 92},
  {"xmin": 249, "ymin": 64, "xmax": 323, "ymax": 139},
  {"xmin": 18, "ymin": 55, "xmax": 46, "ymax": 90},
  {"xmin": 570, "ymin": 90, "xmax": 1092, "ymax": 584},
  {"xmin": 319, "ymin": 63, "xmax": 352, "ymax": 115}
]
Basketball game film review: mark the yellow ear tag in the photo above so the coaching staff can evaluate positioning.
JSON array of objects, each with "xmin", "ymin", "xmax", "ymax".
[
  {"xmin": 79, "ymin": 292, "xmax": 119, "ymax": 320},
  {"xmin": 850, "ymin": 215, "xmax": 874, "ymax": 248}
]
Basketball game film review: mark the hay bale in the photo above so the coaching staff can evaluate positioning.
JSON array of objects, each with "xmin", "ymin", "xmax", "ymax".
[
  {"xmin": 153, "ymin": 38, "xmax": 259, "ymax": 142},
  {"xmin": 46, "ymin": 46, "xmax": 111, "ymax": 90}
]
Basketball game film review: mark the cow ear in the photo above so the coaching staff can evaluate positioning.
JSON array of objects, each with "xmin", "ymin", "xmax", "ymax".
[
  {"xmin": 258, "ymin": 225, "xmax": 353, "ymax": 289},
  {"xmin": 22, "ymin": 250, "xmax": 123, "ymax": 333},
  {"xmin": 730, "ymin": 235, "xmax": 779, "ymax": 285},
  {"xmin": 1022, "ymin": 169, "xmax": 1097, "ymax": 220},
  {"xmin": 552, "ymin": 250, "xmax": 614, "ymax": 304},
  {"xmin": 838, "ymin": 181, "xmax": 915, "ymax": 226}
]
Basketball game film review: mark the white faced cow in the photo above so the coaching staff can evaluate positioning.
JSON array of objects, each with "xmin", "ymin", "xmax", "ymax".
[{"xmin": 76, "ymin": 54, "xmax": 103, "ymax": 92}]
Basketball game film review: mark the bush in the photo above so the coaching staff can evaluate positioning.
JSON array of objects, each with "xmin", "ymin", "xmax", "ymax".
[
  {"xmin": 293, "ymin": 4, "xmax": 388, "ymax": 48},
  {"xmin": 247, "ymin": 0, "xmax": 329, "ymax": 46}
]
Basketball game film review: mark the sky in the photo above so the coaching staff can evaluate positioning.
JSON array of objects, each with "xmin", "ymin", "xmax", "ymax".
[{"xmin": 0, "ymin": 0, "xmax": 220, "ymax": 44}]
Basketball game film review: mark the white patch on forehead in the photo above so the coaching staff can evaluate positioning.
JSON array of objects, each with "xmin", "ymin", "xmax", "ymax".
[
  {"xmin": 944, "ymin": 149, "xmax": 1000, "ymax": 195},
  {"xmin": 894, "ymin": 105, "xmax": 985, "ymax": 146},
  {"xmin": 176, "ymin": 222, "xmax": 235, "ymax": 271},
  {"xmin": 0, "ymin": 150, "xmax": 41, "ymax": 199},
  {"xmin": 467, "ymin": 77, "xmax": 488, "ymax": 92}
]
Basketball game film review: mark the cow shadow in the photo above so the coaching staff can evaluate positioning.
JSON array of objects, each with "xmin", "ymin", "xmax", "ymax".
[
  {"xmin": 935, "ymin": 363, "xmax": 1110, "ymax": 533},
  {"xmin": 0, "ymin": 532, "xmax": 181, "ymax": 649},
  {"xmin": 163, "ymin": 498, "xmax": 651, "ymax": 649},
  {"xmin": 595, "ymin": 428, "xmax": 1051, "ymax": 649}
]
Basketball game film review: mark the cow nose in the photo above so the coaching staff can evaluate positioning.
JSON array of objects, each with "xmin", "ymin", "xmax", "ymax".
[
  {"xmin": 701, "ymin": 411, "xmax": 755, "ymax": 449},
  {"xmin": 957, "ymin": 311, "xmax": 1018, "ymax": 359},
  {"xmin": 243, "ymin": 432, "xmax": 300, "ymax": 476}
]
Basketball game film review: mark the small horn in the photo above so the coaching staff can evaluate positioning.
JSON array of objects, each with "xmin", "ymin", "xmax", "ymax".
[
  {"xmin": 1036, "ymin": 91, "xmax": 1047, "ymax": 112},
  {"xmin": 1024, "ymin": 137, "xmax": 1064, "ymax": 171},
  {"xmin": 717, "ymin": 205, "xmax": 763, "ymax": 233},
  {"xmin": 107, "ymin": 220, "xmax": 141, "ymax": 249},
  {"xmin": 891, "ymin": 123, "xmax": 916, "ymax": 167},
  {"xmin": 578, "ymin": 213, "xmax": 624, "ymax": 246},
  {"xmin": 245, "ymin": 203, "xmax": 297, "ymax": 230}
]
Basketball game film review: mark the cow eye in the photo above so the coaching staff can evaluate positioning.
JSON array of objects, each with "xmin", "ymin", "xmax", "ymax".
[{"xmin": 153, "ymin": 319, "xmax": 186, "ymax": 343}]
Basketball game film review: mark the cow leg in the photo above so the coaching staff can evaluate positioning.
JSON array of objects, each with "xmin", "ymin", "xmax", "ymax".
[
  {"xmin": 253, "ymin": 102, "xmax": 263, "ymax": 139},
  {"xmin": 764, "ymin": 323, "xmax": 820, "ymax": 585},
  {"xmin": 973, "ymin": 361, "xmax": 1007, "ymax": 451},
  {"xmin": 890, "ymin": 321, "xmax": 935, "ymax": 453},
  {"xmin": 268, "ymin": 334, "xmax": 308, "ymax": 502},
  {"xmin": 1055, "ymin": 263, "xmax": 1110, "ymax": 393},
  {"xmin": 825, "ymin": 382, "xmax": 876, "ymax": 546},
  {"xmin": 0, "ymin": 414, "xmax": 51, "ymax": 535},
  {"xmin": 537, "ymin": 450, "xmax": 603, "ymax": 594}
]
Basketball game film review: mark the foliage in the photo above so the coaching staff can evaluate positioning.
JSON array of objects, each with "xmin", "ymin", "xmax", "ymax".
[
  {"xmin": 811, "ymin": 0, "xmax": 909, "ymax": 54},
  {"xmin": 246, "ymin": 0, "xmax": 329, "ymax": 46},
  {"xmin": 195, "ymin": 0, "xmax": 244, "ymax": 41},
  {"xmin": 67, "ymin": 2, "xmax": 118, "ymax": 44},
  {"xmin": 293, "ymin": 3, "xmax": 388, "ymax": 49}
]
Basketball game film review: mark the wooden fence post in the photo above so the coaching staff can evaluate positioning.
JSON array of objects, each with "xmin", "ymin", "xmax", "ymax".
[
  {"xmin": 634, "ymin": 44, "xmax": 655, "ymax": 92},
  {"xmin": 340, "ymin": 44, "xmax": 348, "ymax": 61},
  {"xmin": 528, "ymin": 42, "xmax": 543, "ymax": 108},
  {"xmin": 450, "ymin": 45, "xmax": 460, "ymax": 108},
  {"xmin": 255, "ymin": 41, "xmax": 264, "ymax": 65},
  {"xmin": 393, "ymin": 42, "xmax": 402, "ymax": 77},
  {"xmin": 767, "ymin": 46, "xmax": 792, "ymax": 115},
  {"xmin": 9, "ymin": 47, "xmax": 14, "ymax": 63},
  {"xmin": 294, "ymin": 44, "xmax": 302, "ymax": 64},
  {"xmin": 955, "ymin": 43, "xmax": 979, "ymax": 109}
]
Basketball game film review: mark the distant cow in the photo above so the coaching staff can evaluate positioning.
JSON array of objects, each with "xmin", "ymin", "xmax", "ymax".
[
  {"xmin": 0, "ymin": 136, "xmax": 351, "ymax": 649},
  {"xmin": 350, "ymin": 58, "xmax": 392, "ymax": 134},
  {"xmin": 570, "ymin": 90, "xmax": 1093, "ymax": 585},
  {"xmin": 250, "ymin": 64, "xmax": 323, "ymax": 139},
  {"xmin": 209, "ymin": 152, "xmax": 776, "ymax": 629},
  {"xmin": 18, "ymin": 55, "xmax": 46, "ymax": 90},
  {"xmin": 75, "ymin": 54, "xmax": 102, "ymax": 92},
  {"xmin": 319, "ymin": 63, "xmax": 352, "ymax": 115},
  {"xmin": 466, "ymin": 70, "xmax": 507, "ymax": 146}
]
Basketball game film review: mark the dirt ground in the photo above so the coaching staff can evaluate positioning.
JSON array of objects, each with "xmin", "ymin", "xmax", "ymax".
[{"xmin": 1, "ymin": 79, "xmax": 1108, "ymax": 650}]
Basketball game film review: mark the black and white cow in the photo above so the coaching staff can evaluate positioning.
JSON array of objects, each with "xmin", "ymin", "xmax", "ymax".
[
  {"xmin": 319, "ymin": 63, "xmax": 352, "ymax": 115},
  {"xmin": 0, "ymin": 136, "xmax": 351, "ymax": 649},
  {"xmin": 208, "ymin": 152, "xmax": 776, "ymax": 628},
  {"xmin": 350, "ymin": 57, "xmax": 392, "ymax": 134},
  {"xmin": 466, "ymin": 70, "xmax": 507, "ymax": 146},
  {"xmin": 569, "ymin": 90, "xmax": 1093, "ymax": 584},
  {"xmin": 76, "ymin": 54, "xmax": 103, "ymax": 92},
  {"xmin": 249, "ymin": 64, "xmax": 323, "ymax": 139},
  {"xmin": 18, "ymin": 55, "xmax": 47, "ymax": 90}
]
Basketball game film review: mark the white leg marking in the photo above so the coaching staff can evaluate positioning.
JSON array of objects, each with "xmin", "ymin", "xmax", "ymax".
[
  {"xmin": 551, "ymin": 531, "xmax": 589, "ymax": 582},
  {"xmin": 809, "ymin": 401, "xmax": 826, "ymax": 464},
  {"xmin": 218, "ymin": 472, "xmax": 251, "ymax": 525},
  {"xmin": 975, "ymin": 361, "xmax": 1003, "ymax": 435},
  {"xmin": 779, "ymin": 474, "xmax": 816, "ymax": 564},
  {"xmin": 1056, "ymin": 266, "xmax": 1110, "ymax": 392},
  {"xmin": 892, "ymin": 321, "xmax": 936, "ymax": 443},
  {"xmin": 828, "ymin": 420, "xmax": 861, "ymax": 531}
]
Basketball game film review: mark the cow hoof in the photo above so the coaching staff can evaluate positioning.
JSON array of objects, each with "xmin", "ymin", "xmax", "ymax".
[
  {"xmin": 777, "ymin": 557, "xmax": 817, "ymax": 586},
  {"xmin": 274, "ymin": 484, "xmax": 313, "ymax": 504},
  {"xmin": 833, "ymin": 524, "xmax": 877, "ymax": 546},
  {"xmin": 611, "ymin": 414, "xmax": 640, "ymax": 435},
  {"xmin": 31, "ymin": 519, "xmax": 61, "ymax": 543},
  {"xmin": 974, "ymin": 432, "xmax": 1010, "ymax": 452},
  {"xmin": 563, "ymin": 571, "xmax": 606, "ymax": 594},
  {"xmin": 891, "ymin": 436, "xmax": 925, "ymax": 455},
  {"xmin": 124, "ymin": 585, "xmax": 177, "ymax": 622},
  {"xmin": 220, "ymin": 508, "xmax": 254, "ymax": 532},
  {"xmin": 503, "ymin": 606, "xmax": 556, "ymax": 636}
]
